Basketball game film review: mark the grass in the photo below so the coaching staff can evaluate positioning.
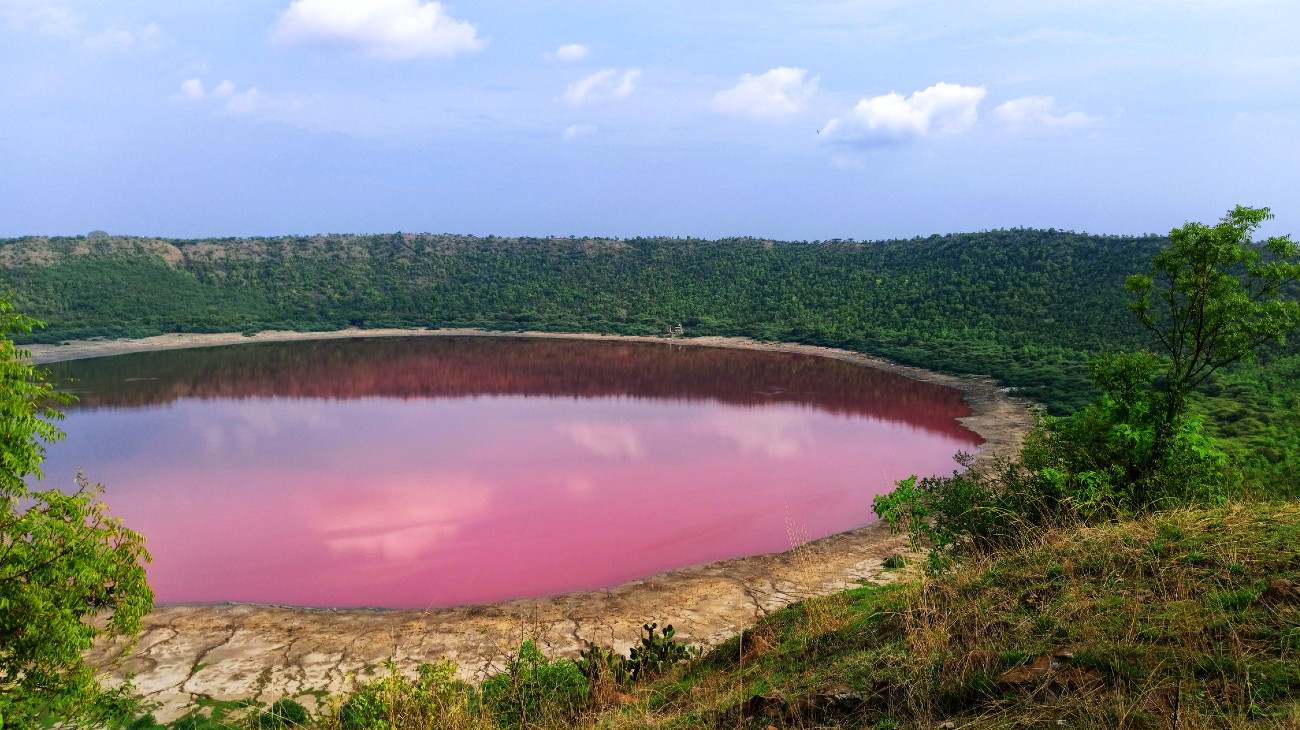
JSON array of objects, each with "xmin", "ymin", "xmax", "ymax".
[{"xmin": 587, "ymin": 501, "xmax": 1300, "ymax": 729}]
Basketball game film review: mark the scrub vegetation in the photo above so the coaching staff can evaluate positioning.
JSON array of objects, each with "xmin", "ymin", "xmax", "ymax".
[{"xmin": 2, "ymin": 207, "xmax": 1299, "ymax": 729}]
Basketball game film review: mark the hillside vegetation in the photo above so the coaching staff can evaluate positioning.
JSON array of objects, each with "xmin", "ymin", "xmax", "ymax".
[
  {"xmin": 2, "ymin": 230, "xmax": 1296, "ymax": 494},
  {"xmin": 551, "ymin": 503, "xmax": 1300, "ymax": 730},
  {"xmin": 0, "ymin": 230, "xmax": 1164, "ymax": 409}
]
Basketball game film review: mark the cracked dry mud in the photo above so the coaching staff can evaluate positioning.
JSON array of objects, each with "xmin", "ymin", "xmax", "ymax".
[{"xmin": 33, "ymin": 333, "xmax": 1034, "ymax": 722}]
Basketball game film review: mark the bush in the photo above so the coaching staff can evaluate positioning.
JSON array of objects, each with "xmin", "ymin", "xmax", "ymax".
[
  {"xmin": 125, "ymin": 713, "xmax": 162, "ymax": 730},
  {"xmin": 480, "ymin": 641, "xmax": 589, "ymax": 730},
  {"xmin": 323, "ymin": 626, "xmax": 701, "ymax": 729},
  {"xmin": 626, "ymin": 623, "xmax": 700, "ymax": 681},
  {"xmin": 874, "ymin": 350, "xmax": 1243, "ymax": 568},
  {"xmin": 576, "ymin": 642, "xmax": 631, "ymax": 688},
  {"xmin": 575, "ymin": 623, "xmax": 700, "ymax": 691},
  {"xmin": 331, "ymin": 659, "xmax": 478, "ymax": 730},
  {"xmin": 257, "ymin": 698, "xmax": 309, "ymax": 728}
]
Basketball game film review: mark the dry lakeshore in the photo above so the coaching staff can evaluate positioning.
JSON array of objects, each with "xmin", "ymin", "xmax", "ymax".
[{"xmin": 30, "ymin": 330, "xmax": 1034, "ymax": 722}]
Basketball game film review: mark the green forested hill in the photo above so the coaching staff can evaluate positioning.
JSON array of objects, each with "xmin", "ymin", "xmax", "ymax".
[
  {"xmin": 0, "ymin": 230, "xmax": 1165, "ymax": 408},
  {"xmin": 1, "ymin": 229, "xmax": 1296, "ymax": 491}
]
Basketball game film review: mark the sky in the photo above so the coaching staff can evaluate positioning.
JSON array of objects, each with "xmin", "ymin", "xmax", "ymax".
[{"xmin": 1, "ymin": 0, "xmax": 1298, "ymax": 241}]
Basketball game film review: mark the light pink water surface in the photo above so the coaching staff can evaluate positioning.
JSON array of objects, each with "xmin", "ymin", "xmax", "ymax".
[{"xmin": 44, "ymin": 338, "xmax": 981, "ymax": 608}]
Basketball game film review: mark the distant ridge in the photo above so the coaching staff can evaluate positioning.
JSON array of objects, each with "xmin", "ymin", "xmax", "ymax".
[{"xmin": 1, "ymin": 229, "xmax": 1169, "ymax": 414}]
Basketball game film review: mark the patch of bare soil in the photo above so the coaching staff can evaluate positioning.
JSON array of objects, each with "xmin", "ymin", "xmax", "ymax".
[{"xmin": 40, "ymin": 331, "xmax": 1033, "ymax": 722}]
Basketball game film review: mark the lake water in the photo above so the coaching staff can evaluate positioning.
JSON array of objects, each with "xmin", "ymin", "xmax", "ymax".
[{"xmin": 42, "ymin": 337, "xmax": 982, "ymax": 609}]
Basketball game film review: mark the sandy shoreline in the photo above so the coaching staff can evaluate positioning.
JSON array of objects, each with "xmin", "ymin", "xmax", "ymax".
[{"xmin": 44, "ymin": 329, "xmax": 1033, "ymax": 722}]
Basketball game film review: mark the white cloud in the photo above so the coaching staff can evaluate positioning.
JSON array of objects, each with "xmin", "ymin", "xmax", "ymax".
[
  {"xmin": 2, "ymin": 0, "xmax": 162, "ymax": 51},
  {"xmin": 823, "ymin": 82, "xmax": 986, "ymax": 143},
  {"xmin": 562, "ymin": 124, "xmax": 598, "ymax": 140},
  {"xmin": 272, "ymin": 0, "xmax": 486, "ymax": 60},
  {"xmin": 180, "ymin": 78, "xmax": 205, "ymax": 100},
  {"xmin": 552, "ymin": 43, "xmax": 588, "ymax": 62},
  {"xmin": 712, "ymin": 67, "xmax": 819, "ymax": 118},
  {"xmin": 178, "ymin": 78, "xmax": 236, "ymax": 101},
  {"xmin": 994, "ymin": 96, "xmax": 1096, "ymax": 130},
  {"xmin": 177, "ymin": 78, "xmax": 263, "ymax": 113},
  {"xmin": 562, "ymin": 68, "xmax": 641, "ymax": 106}
]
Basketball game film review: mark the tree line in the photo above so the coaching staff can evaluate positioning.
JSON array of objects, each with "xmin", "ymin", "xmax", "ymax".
[{"xmin": 2, "ymin": 226, "xmax": 1297, "ymax": 490}]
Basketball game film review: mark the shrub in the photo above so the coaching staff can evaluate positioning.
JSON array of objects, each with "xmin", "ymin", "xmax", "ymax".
[
  {"xmin": 257, "ymin": 698, "xmax": 309, "ymax": 728},
  {"xmin": 326, "ymin": 659, "xmax": 479, "ymax": 730},
  {"xmin": 627, "ymin": 623, "xmax": 701, "ymax": 682},
  {"xmin": 874, "ymin": 354, "xmax": 1238, "ymax": 567},
  {"xmin": 125, "ymin": 713, "xmax": 162, "ymax": 730},
  {"xmin": 576, "ymin": 623, "xmax": 700, "ymax": 692},
  {"xmin": 576, "ymin": 642, "xmax": 631, "ymax": 688},
  {"xmin": 480, "ymin": 641, "xmax": 589, "ymax": 729}
]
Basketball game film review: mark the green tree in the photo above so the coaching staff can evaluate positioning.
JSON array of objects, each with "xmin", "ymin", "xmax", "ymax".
[
  {"xmin": 875, "ymin": 206, "xmax": 1300, "ymax": 562},
  {"xmin": 1127, "ymin": 205, "xmax": 1300, "ymax": 496},
  {"xmin": 0, "ymin": 298, "xmax": 154, "ymax": 728}
]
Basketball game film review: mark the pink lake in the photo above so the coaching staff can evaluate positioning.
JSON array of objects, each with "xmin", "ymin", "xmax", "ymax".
[{"xmin": 43, "ymin": 337, "xmax": 981, "ymax": 609}]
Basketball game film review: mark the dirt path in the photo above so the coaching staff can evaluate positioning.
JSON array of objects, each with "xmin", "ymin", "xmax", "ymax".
[{"xmin": 34, "ymin": 330, "xmax": 1033, "ymax": 722}]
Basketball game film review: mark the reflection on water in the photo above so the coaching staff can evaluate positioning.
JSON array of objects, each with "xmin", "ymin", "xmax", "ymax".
[{"xmin": 41, "ymin": 338, "xmax": 982, "ymax": 609}]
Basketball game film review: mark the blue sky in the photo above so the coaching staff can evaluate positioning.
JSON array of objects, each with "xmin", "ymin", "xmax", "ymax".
[{"xmin": 1, "ymin": 0, "xmax": 1297, "ymax": 240}]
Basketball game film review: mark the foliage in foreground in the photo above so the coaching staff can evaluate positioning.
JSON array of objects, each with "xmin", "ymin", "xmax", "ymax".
[
  {"xmin": 0, "ymin": 299, "xmax": 154, "ymax": 729},
  {"xmin": 311, "ymin": 623, "xmax": 704, "ymax": 730}
]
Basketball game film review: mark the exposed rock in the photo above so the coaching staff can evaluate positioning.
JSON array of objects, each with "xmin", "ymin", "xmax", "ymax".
[
  {"xmin": 1046, "ymin": 668, "xmax": 1103, "ymax": 698},
  {"xmin": 734, "ymin": 684, "xmax": 865, "ymax": 724},
  {"xmin": 996, "ymin": 650, "xmax": 1100, "ymax": 697},
  {"xmin": 738, "ymin": 692, "xmax": 788, "ymax": 720},
  {"xmin": 1257, "ymin": 579, "xmax": 1300, "ymax": 605},
  {"xmin": 996, "ymin": 655, "xmax": 1056, "ymax": 688},
  {"xmin": 801, "ymin": 684, "xmax": 864, "ymax": 717}
]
